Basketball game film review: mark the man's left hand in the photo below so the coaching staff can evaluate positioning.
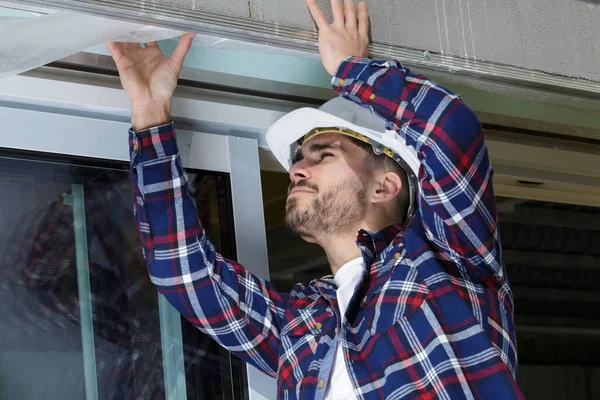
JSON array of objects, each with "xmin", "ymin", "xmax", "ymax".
[{"xmin": 306, "ymin": 0, "xmax": 370, "ymax": 76}]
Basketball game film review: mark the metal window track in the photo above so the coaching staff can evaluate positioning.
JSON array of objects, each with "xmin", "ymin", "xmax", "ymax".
[{"xmin": 12, "ymin": 0, "xmax": 600, "ymax": 99}]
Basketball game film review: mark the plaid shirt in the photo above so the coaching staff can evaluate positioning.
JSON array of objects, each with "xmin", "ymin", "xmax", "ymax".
[{"xmin": 129, "ymin": 57, "xmax": 523, "ymax": 399}]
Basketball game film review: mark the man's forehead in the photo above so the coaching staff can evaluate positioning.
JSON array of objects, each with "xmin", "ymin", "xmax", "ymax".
[
  {"xmin": 291, "ymin": 129, "xmax": 369, "ymax": 164},
  {"xmin": 301, "ymin": 131, "xmax": 351, "ymax": 147}
]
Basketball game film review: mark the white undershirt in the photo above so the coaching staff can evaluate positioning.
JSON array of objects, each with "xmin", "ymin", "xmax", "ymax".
[{"xmin": 323, "ymin": 257, "xmax": 365, "ymax": 400}]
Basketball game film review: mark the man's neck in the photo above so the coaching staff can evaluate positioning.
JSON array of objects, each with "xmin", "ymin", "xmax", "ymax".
[
  {"xmin": 313, "ymin": 231, "xmax": 362, "ymax": 276},
  {"xmin": 311, "ymin": 216, "xmax": 399, "ymax": 276}
]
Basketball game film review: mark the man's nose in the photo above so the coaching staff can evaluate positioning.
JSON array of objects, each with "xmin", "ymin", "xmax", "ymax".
[{"xmin": 289, "ymin": 159, "xmax": 312, "ymax": 182}]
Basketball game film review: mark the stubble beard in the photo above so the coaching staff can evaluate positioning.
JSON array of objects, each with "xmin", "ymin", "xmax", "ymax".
[{"xmin": 284, "ymin": 177, "xmax": 367, "ymax": 241}]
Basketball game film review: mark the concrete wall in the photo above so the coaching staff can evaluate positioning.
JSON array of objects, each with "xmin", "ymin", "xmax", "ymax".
[{"xmin": 161, "ymin": 0, "xmax": 600, "ymax": 82}]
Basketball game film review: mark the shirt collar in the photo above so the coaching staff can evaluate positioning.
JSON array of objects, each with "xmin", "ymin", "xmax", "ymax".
[
  {"xmin": 312, "ymin": 224, "xmax": 405, "ymax": 293},
  {"xmin": 356, "ymin": 223, "xmax": 404, "ymax": 259}
]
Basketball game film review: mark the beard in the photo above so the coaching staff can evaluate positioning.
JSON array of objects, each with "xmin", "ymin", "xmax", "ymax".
[{"xmin": 284, "ymin": 176, "xmax": 367, "ymax": 240}]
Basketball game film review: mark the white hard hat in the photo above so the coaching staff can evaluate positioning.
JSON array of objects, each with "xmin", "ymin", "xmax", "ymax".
[{"xmin": 266, "ymin": 96, "xmax": 420, "ymax": 222}]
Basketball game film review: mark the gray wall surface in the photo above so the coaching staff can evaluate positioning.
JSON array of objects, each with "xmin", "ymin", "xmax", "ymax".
[{"xmin": 163, "ymin": 0, "xmax": 600, "ymax": 82}]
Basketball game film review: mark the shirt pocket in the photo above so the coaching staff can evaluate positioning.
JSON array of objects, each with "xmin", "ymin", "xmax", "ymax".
[
  {"xmin": 278, "ymin": 305, "xmax": 334, "ymax": 388},
  {"xmin": 281, "ymin": 293, "xmax": 335, "ymax": 336},
  {"xmin": 277, "ymin": 328, "xmax": 321, "ymax": 393},
  {"xmin": 278, "ymin": 331, "xmax": 319, "ymax": 367}
]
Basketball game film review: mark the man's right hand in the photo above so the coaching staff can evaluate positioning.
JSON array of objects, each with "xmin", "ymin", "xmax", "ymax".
[{"xmin": 106, "ymin": 33, "xmax": 194, "ymax": 131}]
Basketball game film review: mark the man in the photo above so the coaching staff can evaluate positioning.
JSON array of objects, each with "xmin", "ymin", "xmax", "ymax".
[{"xmin": 108, "ymin": 0, "xmax": 523, "ymax": 398}]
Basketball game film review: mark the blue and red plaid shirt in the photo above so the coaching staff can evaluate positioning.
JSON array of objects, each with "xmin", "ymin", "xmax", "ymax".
[{"xmin": 129, "ymin": 57, "xmax": 523, "ymax": 399}]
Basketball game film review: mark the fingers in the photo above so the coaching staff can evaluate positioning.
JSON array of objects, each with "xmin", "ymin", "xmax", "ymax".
[
  {"xmin": 343, "ymin": 0, "xmax": 357, "ymax": 29},
  {"xmin": 357, "ymin": 1, "xmax": 369, "ymax": 39},
  {"xmin": 306, "ymin": 0, "xmax": 330, "ymax": 30},
  {"xmin": 330, "ymin": 0, "xmax": 345, "ymax": 28},
  {"xmin": 121, "ymin": 42, "xmax": 143, "ymax": 50},
  {"xmin": 145, "ymin": 41, "xmax": 160, "ymax": 48},
  {"xmin": 105, "ymin": 41, "xmax": 124, "ymax": 62},
  {"xmin": 170, "ymin": 32, "xmax": 195, "ymax": 69}
]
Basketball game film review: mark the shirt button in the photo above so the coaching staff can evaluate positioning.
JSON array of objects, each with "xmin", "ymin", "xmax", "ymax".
[
  {"xmin": 315, "ymin": 322, "xmax": 322, "ymax": 330},
  {"xmin": 362, "ymin": 295, "xmax": 368, "ymax": 304},
  {"xmin": 394, "ymin": 252, "xmax": 401, "ymax": 260},
  {"xmin": 133, "ymin": 141, "xmax": 139, "ymax": 152},
  {"xmin": 317, "ymin": 380, "xmax": 325, "ymax": 389},
  {"xmin": 369, "ymin": 93, "xmax": 376, "ymax": 100}
]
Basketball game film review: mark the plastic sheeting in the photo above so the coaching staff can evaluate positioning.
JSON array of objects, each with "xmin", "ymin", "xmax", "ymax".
[
  {"xmin": 0, "ymin": 12, "xmax": 143, "ymax": 79},
  {"xmin": 0, "ymin": 9, "xmax": 319, "ymax": 80},
  {"xmin": 0, "ymin": 12, "xmax": 189, "ymax": 79}
]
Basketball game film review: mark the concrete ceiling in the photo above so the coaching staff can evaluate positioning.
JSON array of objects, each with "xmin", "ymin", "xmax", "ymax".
[{"xmin": 163, "ymin": 0, "xmax": 600, "ymax": 82}]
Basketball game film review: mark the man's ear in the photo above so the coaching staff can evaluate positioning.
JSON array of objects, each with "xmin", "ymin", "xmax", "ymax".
[{"xmin": 371, "ymin": 171, "xmax": 402, "ymax": 204}]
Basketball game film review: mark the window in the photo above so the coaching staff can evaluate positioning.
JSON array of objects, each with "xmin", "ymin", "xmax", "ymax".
[
  {"xmin": 182, "ymin": 171, "xmax": 248, "ymax": 400},
  {"xmin": 0, "ymin": 150, "xmax": 247, "ymax": 399}
]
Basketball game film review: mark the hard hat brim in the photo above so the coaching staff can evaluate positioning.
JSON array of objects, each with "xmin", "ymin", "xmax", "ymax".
[{"xmin": 266, "ymin": 107, "xmax": 420, "ymax": 177}]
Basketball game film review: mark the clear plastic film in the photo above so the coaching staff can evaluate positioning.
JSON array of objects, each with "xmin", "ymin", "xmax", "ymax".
[
  {"xmin": 0, "ymin": 10, "xmax": 318, "ymax": 80},
  {"xmin": 0, "ymin": 12, "xmax": 143, "ymax": 79},
  {"xmin": 113, "ymin": 25, "xmax": 183, "ymax": 43},
  {"xmin": 111, "ymin": 21, "xmax": 318, "ymax": 58}
]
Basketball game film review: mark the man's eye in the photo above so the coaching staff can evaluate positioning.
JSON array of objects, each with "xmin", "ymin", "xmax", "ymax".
[{"xmin": 319, "ymin": 153, "xmax": 333, "ymax": 161}]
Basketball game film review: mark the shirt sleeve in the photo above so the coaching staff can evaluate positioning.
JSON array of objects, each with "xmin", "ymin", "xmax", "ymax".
[
  {"xmin": 333, "ymin": 57, "xmax": 504, "ymax": 278},
  {"xmin": 129, "ymin": 122, "xmax": 285, "ymax": 377}
]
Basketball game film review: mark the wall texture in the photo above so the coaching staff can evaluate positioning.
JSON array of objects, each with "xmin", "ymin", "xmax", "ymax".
[{"xmin": 165, "ymin": 0, "xmax": 600, "ymax": 82}]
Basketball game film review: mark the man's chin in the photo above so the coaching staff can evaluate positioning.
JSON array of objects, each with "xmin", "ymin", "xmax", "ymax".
[
  {"xmin": 285, "ymin": 211, "xmax": 315, "ymax": 238},
  {"xmin": 286, "ymin": 196, "xmax": 311, "ymax": 208}
]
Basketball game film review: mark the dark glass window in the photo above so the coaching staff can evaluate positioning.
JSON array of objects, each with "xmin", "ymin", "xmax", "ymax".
[{"xmin": 0, "ymin": 151, "xmax": 247, "ymax": 400}]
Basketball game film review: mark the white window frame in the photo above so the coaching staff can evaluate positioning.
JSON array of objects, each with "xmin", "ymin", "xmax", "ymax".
[{"xmin": 0, "ymin": 70, "xmax": 277, "ymax": 400}]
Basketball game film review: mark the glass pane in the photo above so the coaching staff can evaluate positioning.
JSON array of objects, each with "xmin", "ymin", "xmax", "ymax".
[
  {"xmin": 0, "ymin": 151, "xmax": 248, "ymax": 400},
  {"xmin": 0, "ymin": 152, "xmax": 165, "ymax": 400},
  {"xmin": 182, "ymin": 172, "xmax": 248, "ymax": 400}
]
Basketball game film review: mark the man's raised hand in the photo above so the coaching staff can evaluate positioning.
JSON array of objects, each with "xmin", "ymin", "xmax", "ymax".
[
  {"xmin": 306, "ymin": 0, "xmax": 370, "ymax": 76},
  {"xmin": 106, "ymin": 33, "xmax": 194, "ymax": 131}
]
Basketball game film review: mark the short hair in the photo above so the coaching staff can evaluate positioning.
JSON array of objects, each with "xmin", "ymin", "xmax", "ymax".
[{"xmin": 350, "ymin": 137, "xmax": 410, "ymax": 225}]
